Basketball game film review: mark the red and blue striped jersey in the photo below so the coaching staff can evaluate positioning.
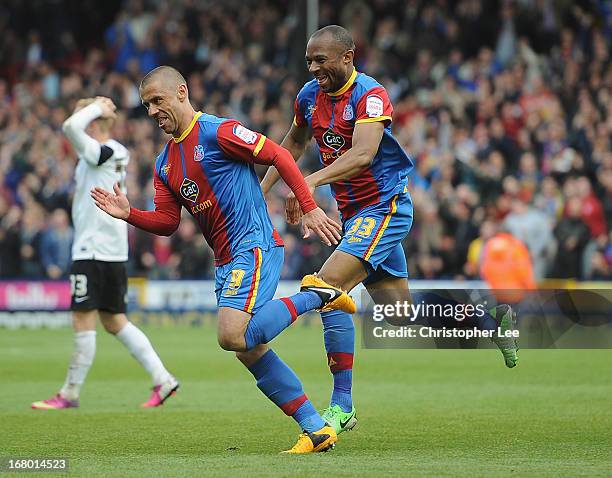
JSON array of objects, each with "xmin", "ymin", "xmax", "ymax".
[
  {"xmin": 294, "ymin": 69, "xmax": 413, "ymax": 220},
  {"xmin": 152, "ymin": 112, "xmax": 283, "ymax": 266}
]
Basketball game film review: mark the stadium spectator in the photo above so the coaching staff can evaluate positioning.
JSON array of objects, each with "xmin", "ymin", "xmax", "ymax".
[
  {"xmin": 464, "ymin": 219, "xmax": 496, "ymax": 279},
  {"xmin": 0, "ymin": 197, "xmax": 21, "ymax": 278},
  {"xmin": 575, "ymin": 175, "xmax": 608, "ymax": 239},
  {"xmin": 552, "ymin": 197, "xmax": 592, "ymax": 279},
  {"xmin": 600, "ymin": 169, "xmax": 612, "ymax": 230},
  {"xmin": 503, "ymin": 198, "xmax": 554, "ymax": 279},
  {"xmin": 18, "ymin": 205, "xmax": 45, "ymax": 278},
  {"xmin": 0, "ymin": 0, "xmax": 611, "ymax": 281},
  {"xmin": 534, "ymin": 176, "xmax": 564, "ymax": 222},
  {"xmin": 169, "ymin": 219, "xmax": 213, "ymax": 279},
  {"xmin": 39, "ymin": 208, "xmax": 73, "ymax": 279},
  {"xmin": 480, "ymin": 227, "xmax": 536, "ymax": 303}
]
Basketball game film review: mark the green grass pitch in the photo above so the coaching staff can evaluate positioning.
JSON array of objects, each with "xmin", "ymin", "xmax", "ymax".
[{"xmin": 1, "ymin": 321, "xmax": 611, "ymax": 477}]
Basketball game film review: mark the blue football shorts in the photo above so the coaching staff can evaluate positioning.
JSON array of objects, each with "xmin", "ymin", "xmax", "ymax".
[
  {"xmin": 337, "ymin": 188, "xmax": 413, "ymax": 285},
  {"xmin": 215, "ymin": 245, "xmax": 284, "ymax": 314}
]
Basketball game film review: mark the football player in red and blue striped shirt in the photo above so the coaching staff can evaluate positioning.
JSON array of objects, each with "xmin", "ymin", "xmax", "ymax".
[
  {"xmin": 91, "ymin": 66, "xmax": 357, "ymax": 454},
  {"xmin": 261, "ymin": 25, "xmax": 416, "ymax": 435}
]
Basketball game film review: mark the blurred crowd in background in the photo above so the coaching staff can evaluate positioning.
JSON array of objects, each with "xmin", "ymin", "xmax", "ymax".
[{"xmin": 1, "ymin": 0, "xmax": 611, "ymax": 281}]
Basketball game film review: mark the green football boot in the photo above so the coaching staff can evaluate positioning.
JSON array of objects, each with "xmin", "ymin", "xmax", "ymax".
[
  {"xmin": 490, "ymin": 304, "xmax": 519, "ymax": 368},
  {"xmin": 322, "ymin": 404, "xmax": 357, "ymax": 435}
]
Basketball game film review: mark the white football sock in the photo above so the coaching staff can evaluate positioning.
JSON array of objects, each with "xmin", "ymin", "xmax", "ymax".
[
  {"xmin": 60, "ymin": 330, "xmax": 96, "ymax": 400},
  {"xmin": 115, "ymin": 322, "xmax": 171, "ymax": 386}
]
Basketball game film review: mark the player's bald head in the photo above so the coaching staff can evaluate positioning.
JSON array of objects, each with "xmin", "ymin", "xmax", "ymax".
[
  {"xmin": 140, "ymin": 66, "xmax": 187, "ymax": 92},
  {"xmin": 310, "ymin": 25, "xmax": 355, "ymax": 53}
]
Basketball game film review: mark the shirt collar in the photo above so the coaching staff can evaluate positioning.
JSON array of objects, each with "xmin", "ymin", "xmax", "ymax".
[
  {"xmin": 174, "ymin": 111, "xmax": 203, "ymax": 143},
  {"xmin": 327, "ymin": 68, "xmax": 358, "ymax": 97}
]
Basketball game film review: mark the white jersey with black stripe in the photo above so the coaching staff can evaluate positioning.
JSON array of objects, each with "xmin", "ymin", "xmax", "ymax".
[{"xmin": 63, "ymin": 103, "xmax": 129, "ymax": 262}]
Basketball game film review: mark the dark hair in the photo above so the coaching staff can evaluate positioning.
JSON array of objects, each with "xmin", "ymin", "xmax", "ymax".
[{"xmin": 310, "ymin": 25, "xmax": 355, "ymax": 51}]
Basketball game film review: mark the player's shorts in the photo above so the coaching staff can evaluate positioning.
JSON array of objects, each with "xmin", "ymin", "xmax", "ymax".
[
  {"xmin": 69, "ymin": 260, "xmax": 127, "ymax": 314},
  {"xmin": 215, "ymin": 246, "xmax": 284, "ymax": 314},
  {"xmin": 337, "ymin": 188, "xmax": 413, "ymax": 285}
]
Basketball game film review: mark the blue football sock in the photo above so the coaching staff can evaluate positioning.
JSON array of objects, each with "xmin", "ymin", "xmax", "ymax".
[
  {"xmin": 248, "ymin": 349, "xmax": 325, "ymax": 432},
  {"xmin": 321, "ymin": 310, "xmax": 355, "ymax": 413},
  {"xmin": 244, "ymin": 291, "xmax": 322, "ymax": 350},
  {"xmin": 293, "ymin": 400, "xmax": 326, "ymax": 432},
  {"xmin": 330, "ymin": 369, "xmax": 353, "ymax": 412}
]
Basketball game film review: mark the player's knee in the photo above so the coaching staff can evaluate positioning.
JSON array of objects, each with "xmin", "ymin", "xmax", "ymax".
[
  {"xmin": 101, "ymin": 320, "xmax": 121, "ymax": 335},
  {"xmin": 217, "ymin": 332, "xmax": 246, "ymax": 352},
  {"xmin": 100, "ymin": 315, "xmax": 126, "ymax": 335}
]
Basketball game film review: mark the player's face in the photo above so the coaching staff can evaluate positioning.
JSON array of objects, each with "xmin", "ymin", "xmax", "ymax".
[
  {"xmin": 140, "ymin": 81, "xmax": 182, "ymax": 136},
  {"xmin": 305, "ymin": 35, "xmax": 354, "ymax": 93}
]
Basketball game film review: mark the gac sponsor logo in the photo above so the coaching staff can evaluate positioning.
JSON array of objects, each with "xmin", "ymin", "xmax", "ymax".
[
  {"xmin": 191, "ymin": 199, "xmax": 213, "ymax": 214},
  {"xmin": 321, "ymin": 151, "xmax": 343, "ymax": 164},
  {"xmin": 180, "ymin": 177, "xmax": 199, "ymax": 203},
  {"xmin": 322, "ymin": 129, "xmax": 346, "ymax": 151},
  {"xmin": 347, "ymin": 236, "xmax": 363, "ymax": 243}
]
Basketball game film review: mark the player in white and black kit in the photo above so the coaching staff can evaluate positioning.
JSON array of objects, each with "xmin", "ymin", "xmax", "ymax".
[{"xmin": 32, "ymin": 97, "xmax": 179, "ymax": 409}]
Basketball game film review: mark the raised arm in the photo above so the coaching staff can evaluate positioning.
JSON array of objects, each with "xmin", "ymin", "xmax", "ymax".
[{"xmin": 62, "ymin": 97, "xmax": 117, "ymax": 166}]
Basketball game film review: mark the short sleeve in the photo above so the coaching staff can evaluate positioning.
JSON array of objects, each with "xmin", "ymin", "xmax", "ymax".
[
  {"xmin": 293, "ymin": 96, "xmax": 307, "ymax": 127},
  {"xmin": 355, "ymin": 86, "xmax": 393, "ymax": 125},
  {"xmin": 216, "ymin": 120, "xmax": 267, "ymax": 162}
]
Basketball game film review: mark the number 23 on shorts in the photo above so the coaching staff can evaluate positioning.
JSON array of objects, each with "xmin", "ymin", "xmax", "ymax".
[{"xmin": 347, "ymin": 217, "xmax": 377, "ymax": 238}]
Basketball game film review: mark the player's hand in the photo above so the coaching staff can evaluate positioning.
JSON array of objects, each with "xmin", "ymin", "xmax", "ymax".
[
  {"xmin": 90, "ymin": 182, "xmax": 130, "ymax": 220},
  {"xmin": 285, "ymin": 191, "xmax": 302, "ymax": 225},
  {"xmin": 285, "ymin": 181, "xmax": 316, "ymax": 225},
  {"xmin": 301, "ymin": 207, "xmax": 342, "ymax": 246},
  {"xmin": 95, "ymin": 96, "xmax": 117, "ymax": 119}
]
